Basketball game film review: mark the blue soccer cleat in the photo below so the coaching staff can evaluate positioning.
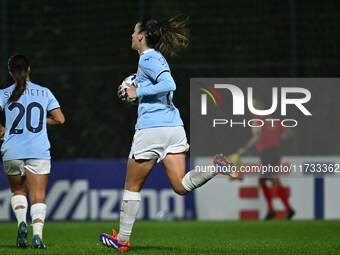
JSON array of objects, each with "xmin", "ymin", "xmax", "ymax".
[
  {"xmin": 213, "ymin": 154, "xmax": 239, "ymax": 178},
  {"xmin": 33, "ymin": 235, "xmax": 46, "ymax": 249},
  {"xmin": 16, "ymin": 222, "xmax": 28, "ymax": 248},
  {"xmin": 99, "ymin": 229, "xmax": 130, "ymax": 252}
]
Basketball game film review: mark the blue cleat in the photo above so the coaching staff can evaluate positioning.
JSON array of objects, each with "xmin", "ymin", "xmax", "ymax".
[
  {"xmin": 213, "ymin": 154, "xmax": 239, "ymax": 178},
  {"xmin": 99, "ymin": 229, "xmax": 130, "ymax": 252},
  {"xmin": 16, "ymin": 222, "xmax": 28, "ymax": 248},
  {"xmin": 33, "ymin": 235, "xmax": 46, "ymax": 249}
]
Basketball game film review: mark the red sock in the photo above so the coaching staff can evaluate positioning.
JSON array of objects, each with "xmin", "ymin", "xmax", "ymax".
[
  {"xmin": 261, "ymin": 184, "xmax": 272, "ymax": 210},
  {"xmin": 274, "ymin": 185, "xmax": 290, "ymax": 211}
]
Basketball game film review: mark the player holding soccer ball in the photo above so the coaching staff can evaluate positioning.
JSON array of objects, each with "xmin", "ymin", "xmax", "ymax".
[
  {"xmin": 99, "ymin": 17, "xmax": 235, "ymax": 252},
  {"xmin": 0, "ymin": 54, "xmax": 65, "ymax": 249},
  {"xmin": 120, "ymin": 74, "xmax": 138, "ymax": 104}
]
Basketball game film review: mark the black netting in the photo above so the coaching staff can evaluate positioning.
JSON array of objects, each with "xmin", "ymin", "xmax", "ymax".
[{"xmin": 0, "ymin": 0, "xmax": 339, "ymax": 158}]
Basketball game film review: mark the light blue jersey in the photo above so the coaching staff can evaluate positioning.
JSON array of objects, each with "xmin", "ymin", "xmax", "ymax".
[
  {"xmin": 135, "ymin": 49, "xmax": 183, "ymax": 129},
  {"xmin": 0, "ymin": 82, "xmax": 60, "ymax": 160}
]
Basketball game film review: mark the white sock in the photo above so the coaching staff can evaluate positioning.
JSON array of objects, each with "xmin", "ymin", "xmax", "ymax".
[
  {"xmin": 30, "ymin": 203, "xmax": 47, "ymax": 239},
  {"xmin": 182, "ymin": 167, "xmax": 219, "ymax": 192},
  {"xmin": 33, "ymin": 223, "xmax": 44, "ymax": 239},
  {"xmin": 11, "ymin": 195, "xmax": 28, "ymax": 226},
  {"xmin": 118, "ymin": 190, "xmax": 141, "ymax": 243}
]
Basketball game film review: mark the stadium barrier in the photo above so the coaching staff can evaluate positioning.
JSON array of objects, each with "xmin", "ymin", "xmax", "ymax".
[
  {"xmin": 1, "ymin": 157, "xmax": 339, "ymax": 221},
  {"xmin": 195, "ymin": 156, "xmax": 340, "ymax": 220},
  {"xmin": 0, "ymin": 160, "xmax": 195, "ymax": 221}
]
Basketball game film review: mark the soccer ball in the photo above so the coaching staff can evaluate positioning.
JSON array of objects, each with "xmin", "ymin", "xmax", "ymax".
[{"xmin": 121, "ymin": 73, "xmax": 138, "ymax": 104}]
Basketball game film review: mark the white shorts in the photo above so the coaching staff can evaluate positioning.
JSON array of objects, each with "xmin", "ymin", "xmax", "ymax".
[
  {"xmin": 3, "ymin": 159, "xmax": 51, "ymax": 176},
  {"xmin": 129, "ymin": 126, "xmax": 190, "ymax": 163}
]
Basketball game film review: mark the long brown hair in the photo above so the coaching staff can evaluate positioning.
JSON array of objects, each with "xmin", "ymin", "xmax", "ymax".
[
  {"xmin": 7, "ymin": 54, "xmax": 30, "ymax": 102},
  {"xmin": 138, "ymin": 16, "xmax": 189, "ymax": 57}
]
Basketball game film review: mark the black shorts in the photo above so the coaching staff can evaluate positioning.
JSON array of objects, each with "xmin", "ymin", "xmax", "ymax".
[{"xmin": 259, "ymin": 148, "xmax": 281, "ymax": 178}]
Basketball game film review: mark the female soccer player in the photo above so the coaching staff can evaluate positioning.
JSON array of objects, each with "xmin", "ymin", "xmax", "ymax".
[
  {"xmin": 0, "ymin": 54, "xmax": 65, "ymax": 249},
  {"xmin": 99, "ymin": 17, "xmax": 233, "ymax": 252}
]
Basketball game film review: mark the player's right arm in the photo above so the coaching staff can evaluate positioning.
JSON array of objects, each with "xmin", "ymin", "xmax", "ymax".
[
  {"xmin": 238, "ymin": 125, "xmax": 262, "ymax": 155},
  {"xmin": 118, "ymin": 84, "xmax": 126, "ymax": 101},
  {"xmin": 132, "ymin": 56, "xmax": 175, "ymax": 98},
  {"xmin": 47, "ymin": 108, "xmax": 65, "ymax": 125},
  {"xmin": 238, "ymin": 132, "xmax": 261, "ymax": 155},
  {"xmin": 0, "ymin": 100, "xmax": 4, "ymax": 139},
  {"xmin": 0, "ymin": 122, "xmax": 4, "ymax": 140},
  {"xmin": 135, "ymin": 72, "xmax": 175, "ymax": 97}
]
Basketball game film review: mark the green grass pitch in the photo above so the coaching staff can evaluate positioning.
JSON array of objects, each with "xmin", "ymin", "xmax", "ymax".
[{"xmin": 0, "ymin": 220, "xmax": 339, "ymax": 254}]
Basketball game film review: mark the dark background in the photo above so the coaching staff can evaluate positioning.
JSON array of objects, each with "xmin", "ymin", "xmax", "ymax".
[{"xmin": 0, "ymin": 0, "xmax": 339, "ymax": 159}]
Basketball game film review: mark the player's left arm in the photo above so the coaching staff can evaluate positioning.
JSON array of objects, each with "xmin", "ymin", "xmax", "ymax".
[
  {"xmin": 281, "ymin": 127, "xmax": 293, "ymax": 142},
  {"xmin": 47, "ymin": 108, "xmax": 65, "ymax": 125},
  {"xmin": 46, "ymin": 89, "xmax": 65, "ymax": 125}
]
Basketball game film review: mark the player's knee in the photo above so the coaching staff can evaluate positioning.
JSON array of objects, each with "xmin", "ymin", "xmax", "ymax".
[
  {"xmin": 30, "ymin": 194, "xmax": 45, "ymax": 204},
  {"xmin": 173, "ymin": 186, "xmax": 188, "ymax": 196}
]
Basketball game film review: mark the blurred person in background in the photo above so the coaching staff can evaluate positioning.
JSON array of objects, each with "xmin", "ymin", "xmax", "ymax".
[
  {"xmin": 237, "ymin": 99, "xmax": 295, "ymax": 220},
  {"xmin": 0, "ymin": 54, "xmax": 65, "ymax": 249}
]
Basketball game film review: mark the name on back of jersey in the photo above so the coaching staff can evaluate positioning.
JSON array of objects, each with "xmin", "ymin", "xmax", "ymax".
[{"xmin": 3, "ymin": 88, "xmax": 49, "ymax": 99}]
